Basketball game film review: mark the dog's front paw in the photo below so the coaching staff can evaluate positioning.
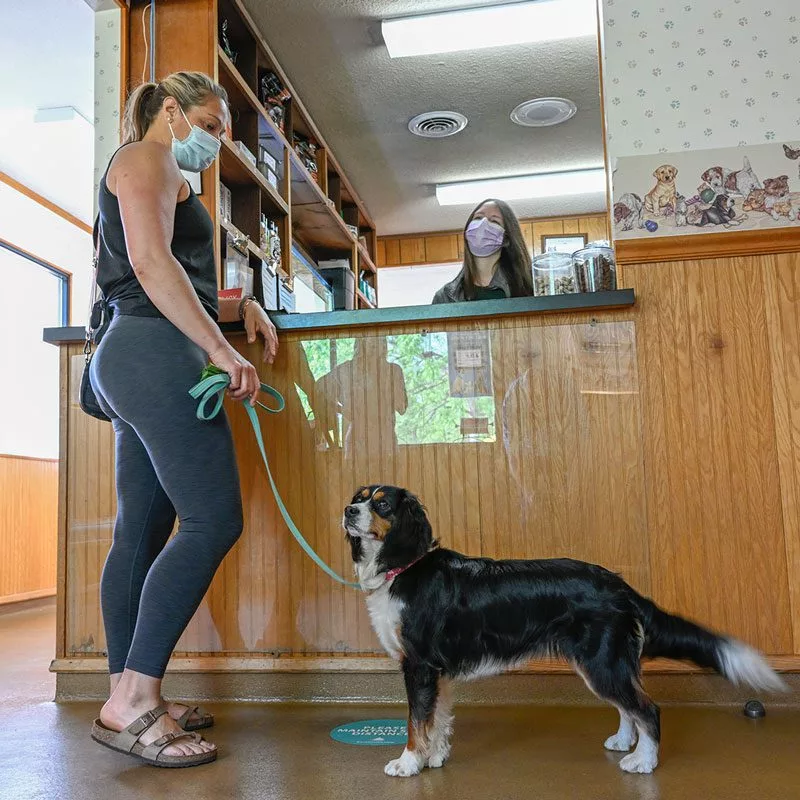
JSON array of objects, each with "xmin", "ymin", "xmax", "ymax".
[
  {"xmin": 604, "ymin": 732, "xmax": 636, "ymax": 752},
  {"xmin": 384, "ymin": 750, "xmax": 423, "ymax": 778},
  {"xmin": 427, "ymin": 747, "xmax": 450, "ymax": 769},
  {"xmin": 619, "ymin": 750, "xmax": 658, "ymax": 774}
]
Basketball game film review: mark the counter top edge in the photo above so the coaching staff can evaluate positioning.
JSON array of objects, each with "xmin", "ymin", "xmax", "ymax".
[{"xmin": 43, "ymin": 289, "xmax": 635, "ymax": 344}]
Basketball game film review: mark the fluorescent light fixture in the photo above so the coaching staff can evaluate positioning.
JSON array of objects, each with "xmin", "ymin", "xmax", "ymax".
[
  {"xmin": 435, "ymin": 168, "xmax": 606, "ymax": 205},
  {"xmin": 382, "ymin": 0, "xmax": 597, "ymax": 58}
]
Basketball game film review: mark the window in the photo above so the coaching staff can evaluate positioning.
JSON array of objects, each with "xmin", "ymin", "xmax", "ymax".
[{"xmin": 0, "ymin": 243, "xmax": 69, "ymax": 458}]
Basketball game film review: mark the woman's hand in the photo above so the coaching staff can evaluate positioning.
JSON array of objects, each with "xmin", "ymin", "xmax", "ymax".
[
  {"xmin": 243, "ymin": 301, "xmax": 278, "ymax": 364},
  {"xmin": 208, "ymin": 342, "xmax": 261, "ymax": 405}
]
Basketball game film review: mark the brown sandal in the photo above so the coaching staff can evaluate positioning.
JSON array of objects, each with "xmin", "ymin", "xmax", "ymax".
[
  {"xmin": 175, "ymin": 704, "xmax": 214, "ymax": 732},
  {"xmin": 91, "ymin": 705, "xmax": 217, "ymax": 768}
]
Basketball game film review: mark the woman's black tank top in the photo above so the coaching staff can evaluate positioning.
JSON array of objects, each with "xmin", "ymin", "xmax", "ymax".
[{"xmin": 96, "ymin": 149, "xmax": 218, "ymax": 321}]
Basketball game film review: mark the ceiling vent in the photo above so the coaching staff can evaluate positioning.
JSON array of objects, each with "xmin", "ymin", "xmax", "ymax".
[
  {"xmin": 408, "ymin": 111, "xmax": 468, "ymax": 138},
  {"xmin": 510, "ymin": 97, "xmax": 577, "ymax": 127}
]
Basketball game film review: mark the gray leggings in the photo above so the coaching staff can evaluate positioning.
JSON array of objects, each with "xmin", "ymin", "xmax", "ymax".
[{"xmin": 90, "ymin": 314, "xmax": 243, "ymax": 678}]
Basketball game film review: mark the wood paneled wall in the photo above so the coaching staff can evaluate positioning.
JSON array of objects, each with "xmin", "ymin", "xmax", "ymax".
[
  {"xmin": 377, "ymin": 214, "xmax": 610, "ymax": 268},
  {"xmin": 622, "ymin": 254, "xmax": 797, "ymax": 653},
  {"xmin": 0, "ymin": 454, "xmax": 58, "ymax": 604}
]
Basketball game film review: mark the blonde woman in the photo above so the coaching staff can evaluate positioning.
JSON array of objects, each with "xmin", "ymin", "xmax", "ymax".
[{"xmin": 88, "ymin": 72, "xmax": 278, "ymax": 767}]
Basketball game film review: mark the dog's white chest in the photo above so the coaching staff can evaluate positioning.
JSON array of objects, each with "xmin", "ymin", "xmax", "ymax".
[{"xmin": 366, "ymin": 585, "xmax": 405, "ymax": 660}]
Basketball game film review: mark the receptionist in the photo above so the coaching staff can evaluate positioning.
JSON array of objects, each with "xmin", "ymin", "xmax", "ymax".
[{"xmin": 432, "ymin": 198, "xmax": 533, "ymax": 304}]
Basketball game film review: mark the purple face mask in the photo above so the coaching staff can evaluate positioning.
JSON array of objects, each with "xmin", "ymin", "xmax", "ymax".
[{"xmin": 465, "ymin": 217, "xmax": 505, "ymax": 257}]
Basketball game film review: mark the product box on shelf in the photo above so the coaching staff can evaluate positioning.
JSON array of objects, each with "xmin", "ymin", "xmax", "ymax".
[
  {"xmin": 318, "ymin": 259, "xmax": 355, "ymax": 311},
  {"xmin": 257, "ymin": 145, "xmax": 277, "ymax": 173},
  {"xmin": 260, "ymin": 262, "xmax": 278, "ymax": 311},
  {"xmin": 345, "ymin": 224, "xmax": 358, "ymax": 239},
  {"xmin": 234, "ymin": 140, "xmax": 257, "ymax": 170},
  {"xmin": 257, "ymin": 145, "xmax": 279, "ymax": 188},
  {"xmin": 259, "ymin": 215, "xmax": 283, "ymax": 273},
  {"xmin": 219, "ymin": 182, "xmax": 232, "ymax": 223},
  {"xmin": 277, "ymin": 278, "xmax": 295, "ymax": 312},
  {"xmin": 224, "ymin": 232, "xmax": 253, "ymax": 295}
]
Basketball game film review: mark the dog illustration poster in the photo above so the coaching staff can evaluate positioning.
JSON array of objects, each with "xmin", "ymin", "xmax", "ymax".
[
  {"xmin": 447, "ymin": 331, "xmax": 493, "ymax": 398},
  {"xmin": 612, "ymin": 141, "xmax": 800, "ymax": 240}
]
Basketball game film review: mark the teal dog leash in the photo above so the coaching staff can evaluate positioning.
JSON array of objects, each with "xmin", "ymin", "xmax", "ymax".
[{"xmin": 189, "ymin": 366, "xmax": 360, "ymax": 589}]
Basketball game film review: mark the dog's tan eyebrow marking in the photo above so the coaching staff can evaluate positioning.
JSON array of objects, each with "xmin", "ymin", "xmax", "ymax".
[
  {"xmin": 370, "ymin": 511, "xmax": 391, "ymax": 540},
  {"xmin": 360, "ymin": 488, "xmax": 370, "ymax": 499},
  {"xmin": 373, "ymin": 490, "xmax": 385, "ymax": 501}
]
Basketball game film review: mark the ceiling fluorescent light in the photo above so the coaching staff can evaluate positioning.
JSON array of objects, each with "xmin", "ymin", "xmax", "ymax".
[
  {"xmin": 382, "ymin": 0, "xmax": 597, "ymax": 58},
  {"xmin": 435, "ymin": 168, "xmax": 606, "ymax": 205}
]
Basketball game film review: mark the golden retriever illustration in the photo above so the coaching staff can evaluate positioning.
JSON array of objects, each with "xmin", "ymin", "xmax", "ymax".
[{"xmin": 644, "ymin": 165, "xmax": 678, "ymax": 216}]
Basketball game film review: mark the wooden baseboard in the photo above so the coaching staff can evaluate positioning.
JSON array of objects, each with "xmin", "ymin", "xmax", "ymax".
[
  {"xmin": 50, "ymin": 654, "xmax": 800, "ymax": 675},
  {"xmin": 0, "ymin": 588, "xmax": 56, "ymax": 606}
]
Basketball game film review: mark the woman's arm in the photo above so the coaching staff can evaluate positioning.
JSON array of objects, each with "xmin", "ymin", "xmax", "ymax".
[
  {"xmin": 217, "ymin": 296, "xmax": 278, "ymax": 364},
  {"xmin": 110, "ymin": 142, "xmax": 260, "ymax": 401}
]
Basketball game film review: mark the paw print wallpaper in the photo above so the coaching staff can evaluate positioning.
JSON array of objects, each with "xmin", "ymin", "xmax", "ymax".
[
  {"xmin": 602, "ymin": 1, "xmax": 800, "ymax": 239},
  {"xmin": 93, "ymin": 8, "xmax": 122, "ymax": 213}
]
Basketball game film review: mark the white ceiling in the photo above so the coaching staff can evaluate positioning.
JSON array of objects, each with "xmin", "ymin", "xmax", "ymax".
[
  {"xmin": 0, "ymin": 0, "xmax": 94, "ymax": 222},
  {"xmin": 0, "ymin": 0, "xmax": 94, "ymax": 119},
  {"xmin": 242, "ymin": 0, "xmax": 606, "ymax": 235}
]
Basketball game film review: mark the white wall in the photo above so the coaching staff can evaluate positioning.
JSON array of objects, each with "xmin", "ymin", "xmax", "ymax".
[{"xmin": 377, "ymin": 263, "xmax": 461, "ymax": 308}]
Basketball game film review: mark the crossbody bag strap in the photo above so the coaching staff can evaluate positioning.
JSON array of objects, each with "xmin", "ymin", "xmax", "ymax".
[{"xmin": 84, "ymin": 219, "xmax": 102, "ymax": 362}]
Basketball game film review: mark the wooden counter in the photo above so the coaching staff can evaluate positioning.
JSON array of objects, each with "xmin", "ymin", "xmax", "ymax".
[{"xmin": 44, "ymin": 282, "xmax": 800, "ymax": 697}]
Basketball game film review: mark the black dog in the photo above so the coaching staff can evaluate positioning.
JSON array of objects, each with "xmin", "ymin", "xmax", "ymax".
[{"xmin": 343, "ymin": 486, "xmax": 785, "ymax": 778}]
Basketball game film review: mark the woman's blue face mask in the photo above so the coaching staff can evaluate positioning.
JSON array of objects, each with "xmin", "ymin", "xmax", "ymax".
[{"xmin": 169, "ymin": 106, "xmax": 220, "ymax": 173}]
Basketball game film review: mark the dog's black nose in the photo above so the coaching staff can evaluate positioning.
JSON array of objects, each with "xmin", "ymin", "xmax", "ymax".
[{"xmin": 344, "ymin": 505, "xmax": 358, "ymax": 518}]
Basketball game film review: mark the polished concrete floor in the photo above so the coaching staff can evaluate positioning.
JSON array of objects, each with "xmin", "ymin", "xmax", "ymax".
[{"xmin": 1, "ymin": 601, "xmax": 799, "ymax": 800}]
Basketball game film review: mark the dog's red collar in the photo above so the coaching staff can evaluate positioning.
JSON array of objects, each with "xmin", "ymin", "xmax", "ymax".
[{"xmin": 385, "ymin": 554, "xmax": 426, "ymax": 582}]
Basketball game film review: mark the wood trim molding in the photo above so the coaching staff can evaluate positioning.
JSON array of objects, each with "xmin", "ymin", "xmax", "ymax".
[
  {"xmin": 0, "ymin": 588, "xmax": 56, "ymax": 606},
  {"xmin": 615, "ymin": 227, "xmax": 800, "ymax": 266},
  {"xmin": 382, "ymin": 212, "xmax": 608, "ymax": 242},
  {"xmin": 0, "ymin": 171, "xmax": 92, "ymax": 235},
  {"xmin": 0, "ymin": 453, "xmax": 59, "ymax": 463},
  {"xmin": 50, "ymin": 654, "xmax": 800, "ymax": 674},
  {"xmin": 0, "ymin": 238, "xmax": 73, "ymax": 279}
]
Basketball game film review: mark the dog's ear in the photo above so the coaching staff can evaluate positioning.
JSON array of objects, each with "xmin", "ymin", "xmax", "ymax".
[
  {"xmin": 380, "ymin": 490, "xmax": 434, "ymax": 569},
  {"xmin": 653, "ymin": 169, "xmax": 659, "ymax": 178},
  {"xmin": 673, "ymin": 167, "xmax": 678, "ymax": 176},
  {"xmin": 395, "ymin": 490, "xmax": 433, "ymax": 548}
]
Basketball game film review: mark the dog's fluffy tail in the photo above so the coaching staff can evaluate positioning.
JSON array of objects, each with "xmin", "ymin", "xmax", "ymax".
[{"xmin": 633, "ymin": 596, "xmax": 787, "ymax": 692}]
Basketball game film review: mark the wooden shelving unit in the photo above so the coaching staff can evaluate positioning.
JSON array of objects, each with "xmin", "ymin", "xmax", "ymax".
[
  {"xmin": 211, "ymin": 0, "xmax": 378, "ymax": 308},
  {"xmin": 218, "ymin": 138, "xmax": 288, "ymax": 215}
]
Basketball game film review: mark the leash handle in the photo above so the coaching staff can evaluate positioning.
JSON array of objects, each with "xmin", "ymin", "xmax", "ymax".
[{"xmin": 189, "ymin": 371, "xmax": 360, "ymax": 589}]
